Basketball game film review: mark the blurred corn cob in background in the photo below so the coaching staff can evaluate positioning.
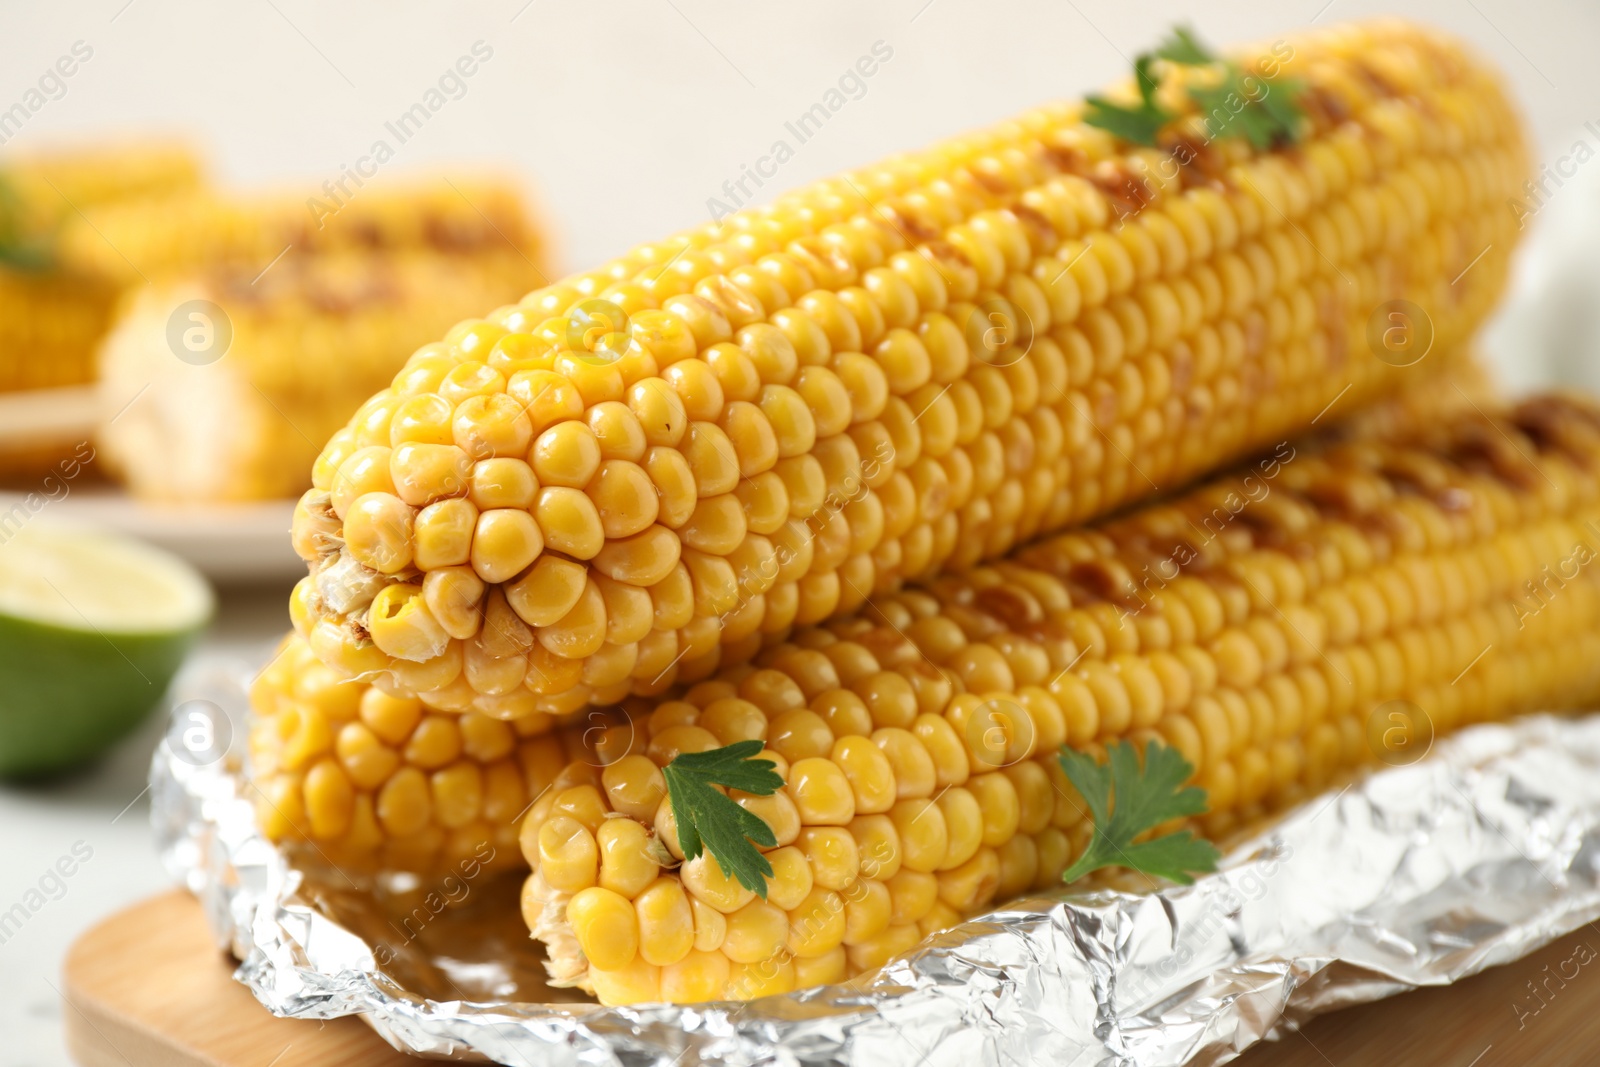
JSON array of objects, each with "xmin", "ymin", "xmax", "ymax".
[
  {"xmin": 98, "ymin": 237, "xmax": 547, "ymax": 502},
  {"xmin": 82, "ymin": 177, "xmax": 548, "ymax": 501},
  {"xmin": 0, "ymin": 143, "xmax": 201, "ymax": 395},
  {"xmin": 55, "ymin": 179, "xmax": 538, "ymax": 288},
  {"xmin": 0, "ymin": 143, "xmax": 201, "ymax": 237},
  {"xmin": 517, "ymin": 393, "xmax": 1600, "ymax": 1005},
  {"xmin": 291, "ymin": 19, "xmax": 1529, "ymax": 717}
]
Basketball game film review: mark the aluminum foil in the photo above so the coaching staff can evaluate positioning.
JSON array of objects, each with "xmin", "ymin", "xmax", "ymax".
[{"xmin": 152, "ymin": 702, "xmax": 1600, "ymax": 1067}]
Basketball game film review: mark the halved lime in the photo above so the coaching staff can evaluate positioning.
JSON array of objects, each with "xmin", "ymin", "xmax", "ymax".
[{"xmin": 0, "ymin": 524, "xmax": 213, "ymax": 777}]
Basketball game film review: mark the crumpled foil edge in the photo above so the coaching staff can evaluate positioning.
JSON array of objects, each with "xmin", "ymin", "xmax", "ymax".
[{"xmin": 153, "ymin": 712, "xmax": 1600, "ymax": 1067}]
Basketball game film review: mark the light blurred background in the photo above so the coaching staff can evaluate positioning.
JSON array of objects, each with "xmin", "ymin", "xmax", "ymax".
[{"xmin": 1, "ymin": 1, "xmax": 1597, "ymax": 1062}]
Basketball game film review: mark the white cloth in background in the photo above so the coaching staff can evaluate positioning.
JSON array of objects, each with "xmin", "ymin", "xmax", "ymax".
[{"xmin": 1482, "ymin": 122, "xmax": 1600, "ymax": 395}]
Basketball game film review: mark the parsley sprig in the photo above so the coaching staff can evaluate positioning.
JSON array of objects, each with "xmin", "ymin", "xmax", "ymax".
[
  {"xmin": 662, "ymin": 740, "xmax": 785, "ymax": 897},
  {"xmin": 0, "ymin": 173, "xmax": 55, "ymax": 272},
  {"xmin": 1083, "ymin": 26, "xmax": 1305, "ymax": 151},
  {"xmin": 1059, "ymin": 739, "xmax": 1221, "ymax": 886}
]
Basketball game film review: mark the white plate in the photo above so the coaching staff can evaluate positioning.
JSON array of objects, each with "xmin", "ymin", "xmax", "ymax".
[{"xmin": 0, "ymin": 486, "xmax": 300, "ymax": 584}]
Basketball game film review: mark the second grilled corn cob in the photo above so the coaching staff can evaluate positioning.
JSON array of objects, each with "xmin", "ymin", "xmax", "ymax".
[
  {"xmin": 292, "ymin": 19, "xmax": 1529, "ymax": 716},
  {"xmin": 519, "ymin": 393, "xmax": 1600, "ymax": 1004},
  {"xmin": 249, "ymin": 633, "xmax": 620, "ymax": 876}
]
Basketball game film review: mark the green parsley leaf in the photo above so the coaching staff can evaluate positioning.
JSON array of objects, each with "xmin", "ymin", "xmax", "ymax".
[
  {"xmin": 1155, "ymin": 25, "xmax": 1216, "ymax": 66},
  {"xmin": 1059, "ymin": 739, "xmax": 1221, "ymax": 886},
  {"xmin": 1083, "ymin": 92, "xmax": 1170, "ymax": 149},
  {"xmin": 1253, "ymin": 74, "xmax": 1307, "ymax": 144},
  {"xmin": 0, "ymin": 173, "xmax": 54, "ymax": 273},
  {"xmin": 1189, "ymin": 64, "xmax": 1304, "ymax": 150},
  {"xmin": 1083, "ymin": 25, "xmax": 1307, "ymax": 151},
  {"xmin": 1132, "ymin": 53, "xmax": 1161, "ymax": 109},
  {"xmin": 662, "ymin": 740, "xmax": 785, "ymax": 898}
]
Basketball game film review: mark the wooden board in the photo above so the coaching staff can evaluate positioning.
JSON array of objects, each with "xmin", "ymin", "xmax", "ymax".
[
  {"xmin": 63, "ymin": 891, "xmax": 411, "ymax": 1067},
  {"xmin": 62, "ymin": 890, "xmax": 1600, "ymax": 1066}
]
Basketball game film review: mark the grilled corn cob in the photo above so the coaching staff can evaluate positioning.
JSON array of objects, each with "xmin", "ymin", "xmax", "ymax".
[
  {"xmin": 292, "ymin": 20, "xmax": 1529, "ymax": 716},
  {"xmin": 1, "ymin": 142, "xmax": 201, "ymax": 239},
  {"xmin": 97, "ymin": 251, "xmax": 547, "ymax": 502},
  {"xmin": 0, "ymin": 271, "xmax": 118, "ymax": 393},
  {"xmin": 0, "ymin": 143, "xmax": 201, "ymax": 394},
  {"xmin": 519, "ymin": 393, "xmax": 1600, "ymax": 1005},
  {"xmin": 56, "ymin": 178, "xmax": 541, "ymax": 288},
  {"xmin": 248, "ymin": 633, "xmax": 626, "ymax": 876}
]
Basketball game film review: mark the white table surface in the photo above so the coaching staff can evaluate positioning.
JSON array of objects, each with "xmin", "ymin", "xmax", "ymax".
[{"xmin": 0, "ymin": 584, "xmax": 292, "ymax": 1067}]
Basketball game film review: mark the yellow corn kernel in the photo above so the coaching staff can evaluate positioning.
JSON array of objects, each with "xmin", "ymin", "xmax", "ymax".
[
  {"xmin": 471, "ymin": 508, "xmax": 544, "ymax": 584},
  {"xmin": 569, "ymin": 885, "xmax": 641, "ymax": 970},
  {"xmin": 588, "ymin": 460, "xmax": 658, "ymax": 539},
  {"xmin": 343, "ymin": 493, "xmax": 415, "ymax": 574},
  {"xmin": 367, "ymin": 583, "xmax": 450, "ymax": 662},
  {"xmin": 403, "ymin": 716, "xmax": 462, "ymax": 769},
  {"xmin": 419, "ymin": 567, "xmax": 483, "ymax": 643},
  {"xmin": 723, "ymin": 898, "xmax": 789, "ymax": 963},
  {"xmin": 535, "ymin": 486, "xmax": 605, "ymax": 560},
  {"xmin": 335, "ymin": 722, "xmax": 400, "ymax": 790},
  {"xmin": 551, "ymin": 784, "xmax": 608, "ymax": 833},
  {"xmin": 680, "ymin": 854, "xmax": 755, "ymax": 914},
  {"xmin": 796, "ymin": 825, "xmax": 861, "ymax": 891},
  {"xmin": 934, "ymin": 787, "xmax": 982, "ymax": 871},
  {"xmin": 812, "ymin": 689, "xmax": 873, "ymax": 738},
  {"xmin": 967, "ymin": 773, "xmax": 1021, "ymax": 848},
  {"xmin": 303, "ymin": 758, "xmax": 354, "ymax": 839},
  {"xmin": 601, "ymin": 754, "xmax": 667, "ymax": 821},
  {"xmin": 793, "ymin": 945, "xmax": 848, "ymax": 989},
  {"xmin": 531, "ymin": 421, "xmax": 601, "ymax": 488},
  {"xmin": 848, "ymin": 814, "xmax": 902, "ymax": 882},
  {"xmin": 430, "ymin": 762, "xmax": 483, "ymax": 828},
  {"xmin": 597, "ymin": 817, "xmax": 659, "ymax": 897},
  {"xmin": 661, "ymin": 949, "xmax": 731, "ymax": 1003},
  {"xmin": 995, "ymin": 834, "xmax": 1039, "ymax": 899},
  {"xmin": 634, "ymin": 876, "xmax": 695, "ymax": 967},
  {"xmin": 846, "ymin": 923, "xmax": 922, "ymax": 973},
  {"xmin": 454, "ymin": 393, "xmax": 533, "ymax": 461},
  {"xmin": 767, "ymin": 709, "xmax": 835, "ymax": 762},
  {"xmin": 413, "ymin": 498, "xmax": 478, "ymax": 570},
  {"xmin": 697, "ymin": 698, "xmax": 769, "ymax": 744},
  {"xmin": 331, "ymin": 447, "xmax": 397, "ymax": 517},
  {"xmin": 690, "ymin": 895, "xmax": 728, "ymax": 952},
  {"xmin": 762, "ymin": 845, "xmax": 815, "ymax": 911},
  {"xmin": 873, "ymin": 728, "xmax": 936, "ymax": 799},
  {"xmin": 376, "ymin": 767, "xmax": 431, "ymax": 838},
  {"xmin": 734, "ymin": 789, "xmax": 801, "ymax": 847},
  {"xmin": 886, "ymin": 869, "xmax": 938, "ymax": 926},
  {"xmin": 505, "ymin": 554, "xmax": 587, "ymax": 628},
  {"xmin": 470, "ymin": 458, "xmax": 538, "ymax": 511},
  {"xmin": 391, "ymin": 443, "xmax": 472, "ymax": 507},
  {"xmin": 937, "ymin": 847, "xmax": 1000, "ymax": 911},
  {"xmin": 841, "ymin": 878, "xmax": 891, "ymax": 945},
  {"xmin": 831, "ymin": 736, "xmax": 896, "ymax": 814},
  {"xmin": 727, "ymin": 956, "xmax": 797, "ymax": 1000},
  {"xmin": 786, "ymin": 887, "xmax": 848, "ymax": 958},
  {"xmin": 888, "ymin": 798, "xmax": 948, "ymax": 874},
  {"xmin": 538, "ymin": 815, "xmax": 598, "ymax": 892},
  {"xmin": 786, "ymin": 757, "xmax": 856, "ymax": 825}
]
